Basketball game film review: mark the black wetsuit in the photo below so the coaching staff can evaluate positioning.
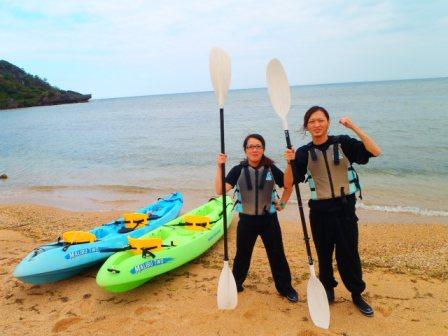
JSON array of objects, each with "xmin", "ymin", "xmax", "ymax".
[
  {"xmin": 293, "ymin": 135, "xmax": 373, "ymax": 294},
  {"xmin": 226, "ymin": 163, "xmax": 294, "ymax": 295}
]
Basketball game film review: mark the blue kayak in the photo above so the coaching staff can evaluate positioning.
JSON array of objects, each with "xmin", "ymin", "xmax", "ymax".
[{"xmin": 13, "ymin": 192, "xmax": 183, "ymax": 284}]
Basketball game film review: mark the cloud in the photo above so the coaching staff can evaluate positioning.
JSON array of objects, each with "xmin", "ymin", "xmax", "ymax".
[
  {"xmin": 0, "ymin": 1, "xmax": 401, "ymax": 59},
  {"xmin": 1, "ymin": 0, "xmax": 446, "ymax": 97}
]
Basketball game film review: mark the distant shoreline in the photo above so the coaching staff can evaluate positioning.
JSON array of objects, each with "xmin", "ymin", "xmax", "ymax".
[{"xmin": 0, "ymin": 96, "xmax": 91, "ymax": 111}]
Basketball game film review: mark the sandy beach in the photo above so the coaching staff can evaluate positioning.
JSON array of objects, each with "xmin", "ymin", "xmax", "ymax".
[{"xmin": 1, "ymin": 200, "xmax": 447, "ymax": 336}]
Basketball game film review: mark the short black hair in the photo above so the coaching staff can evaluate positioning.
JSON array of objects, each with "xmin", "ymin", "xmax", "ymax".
[{"xmin": 303, "ymin": 106, "xmax": 330, "ymax": 131}]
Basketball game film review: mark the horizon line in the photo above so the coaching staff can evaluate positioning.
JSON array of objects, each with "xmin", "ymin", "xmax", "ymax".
[{"xmin": 93, "ymin": 75, "xmax": 448, "ymax": 101}]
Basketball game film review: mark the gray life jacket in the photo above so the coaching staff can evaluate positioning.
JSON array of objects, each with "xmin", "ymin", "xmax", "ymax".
[
  {"xmin": 306, "ymin": 138, "xmax": 362, "ymax": 201},
  {"xmin": 234, "ymin": 164, "xmax": 278, "ymax": 215}
]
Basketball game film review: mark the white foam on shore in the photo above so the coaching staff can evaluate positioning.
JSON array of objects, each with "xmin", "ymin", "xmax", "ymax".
[
  {"xmin": 287, "ymin": 198, "xmax": 448, "ymax": 217},
  {"xmin": 356, "ymin": 203, "xmax": 448, "ymax": 217}
]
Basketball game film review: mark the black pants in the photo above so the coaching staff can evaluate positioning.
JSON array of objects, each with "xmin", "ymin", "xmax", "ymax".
[
  {"xmin": 232, "ymin": 213, "xmax": 293, "ymax": 295},
  {"xmin": 309, "ymin": 195, "xmax": 366, "ymax": 295}
]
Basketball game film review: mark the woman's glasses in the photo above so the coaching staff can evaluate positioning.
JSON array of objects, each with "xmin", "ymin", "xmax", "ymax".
[{"xmin": 246, "ymin": 145, "xmax": 263, "ymax": 150}]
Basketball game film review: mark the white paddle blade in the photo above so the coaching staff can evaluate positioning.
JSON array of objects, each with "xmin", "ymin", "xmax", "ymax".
[
  {"xmin": 210, "ymin": 47, "xmax": 231, "ymax": 108},
  {"xmin": 266, "ymin": 58, "xmax": 291, "ymax": 128},
  {"xmin": 217, "ymin": 260, "xmax": 238, "ymax": 310},
  {"xmin": 307, "ymin": 265, "xmax": 330, "ymax": 329}
]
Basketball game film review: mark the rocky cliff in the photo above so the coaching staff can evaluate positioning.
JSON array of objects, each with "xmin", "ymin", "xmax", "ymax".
[{"xmin": 0, "ymin": 60, "xmax": 91, "ymax": 110}]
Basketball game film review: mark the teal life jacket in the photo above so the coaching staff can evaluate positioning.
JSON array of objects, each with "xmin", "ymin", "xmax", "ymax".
[
  {"xmin": 305, "ymin": 137, "xmax": 362, "ymax": 201},
  {"xmin": 234, "ymin": 163, "xmax": 279, "ymax": 215}
]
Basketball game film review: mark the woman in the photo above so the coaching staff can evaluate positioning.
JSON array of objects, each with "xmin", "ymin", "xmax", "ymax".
[
  {"xmin": 216, "ymin": 134, "xmax": 298, "ymax": 302},
  {"xmin": 284, "ymin": 106, "xmax": 381, "ymax": 317}
]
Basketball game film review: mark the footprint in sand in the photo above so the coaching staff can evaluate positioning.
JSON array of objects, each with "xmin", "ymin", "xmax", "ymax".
[
  {"xmin": 255, "ymin": 289, "xmax": 270, "ymax": 295},
  {"xmin": 134, "ymin": 305, "xmax": 153, "ymax": 316},
  {"xmin": 243, "ymin": 309, "xmax": 256, "ymax": 320},
  {"xmin": 80, "ymin": 297, "xmax": 95, "ymax": 313},
  {"xmin": 376, "ymin": 304, "xmax": 393, "ymax": 317},
  {"xmin": 52, "ymin": 317, "xmax": 82, "ymax": 333}
]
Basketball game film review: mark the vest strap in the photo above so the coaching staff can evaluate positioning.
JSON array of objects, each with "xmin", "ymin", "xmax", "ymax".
[
  {"xmin": 333, "ymin": 143, "xmax": 340, "ymax": 165},
  {"xmin": 243, "ymin": 165, "xmax": 253, "ymax": 190},
  {"xmin": 310, "ymin": 147, "xmax": 318, "ymax": 161},
  {"xmin": 259, "ymin": 166, "xmax": 269, "ymax": 190},
  {"xmin": 350, "ymin": 164, "xmax": 363, "ymax": 199}
]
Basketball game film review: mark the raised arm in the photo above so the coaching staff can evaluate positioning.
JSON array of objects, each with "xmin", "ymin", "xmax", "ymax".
[{"xmin": 340, "ymin": 117, "xmax": 381, "ymax": 157}]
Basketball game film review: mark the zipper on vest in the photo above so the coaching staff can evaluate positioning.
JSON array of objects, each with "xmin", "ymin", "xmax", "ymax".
[
  {"xmin": 322, "ymin": 150, "xmax": 336, "ymax": 198},
  {"xmin": 255, "ymin": 169, "xmax": 259, "ymax": 215}
]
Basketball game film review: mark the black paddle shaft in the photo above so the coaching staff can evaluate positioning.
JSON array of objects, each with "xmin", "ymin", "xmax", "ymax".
[
  {"xmin": 284, "ymin": 129, "xmax": 314, "ymax": 265},
  {"xmin": 220, "ymin": 107, "xmax": 229, "ymax": 261}
]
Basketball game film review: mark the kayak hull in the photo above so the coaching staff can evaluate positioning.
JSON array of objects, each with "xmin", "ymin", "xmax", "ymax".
[
  {"xmin": 96, "ymin": 196, "xmax": 233, "ymax": 292},
  {"xmin": 13, "ymin": 193, "xmax": 183, "ymax": 284}
]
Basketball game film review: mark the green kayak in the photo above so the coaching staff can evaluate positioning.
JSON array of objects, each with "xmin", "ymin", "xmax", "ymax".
[{"xmin": 96, "ymin": 196, "xmax": 233, "ymax": 292}]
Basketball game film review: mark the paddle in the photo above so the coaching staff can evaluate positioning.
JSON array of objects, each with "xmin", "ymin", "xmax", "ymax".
[
  {"xmin": 210, "ymin": 47, "xmax": 238, "ymax": 310},
  {"xmin": 266, "ymin": 59, "xmax": 330, "ymax": 329}
]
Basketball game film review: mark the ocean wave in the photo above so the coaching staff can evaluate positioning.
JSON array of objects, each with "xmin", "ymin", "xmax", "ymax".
[
  {"xmin": 29, "ymin": 185, "xmax": 157, "ymax": 194},
  {"xmin": 357, "ymin": 203, "xmax": 448, "ymax": 217},
  {"xmin": 287, "ymin": 198, "xmax": 448, "ymax": 217},
  {"xmin": 28, "ymin": 184, "xmax": 213, "ymax": 193}
]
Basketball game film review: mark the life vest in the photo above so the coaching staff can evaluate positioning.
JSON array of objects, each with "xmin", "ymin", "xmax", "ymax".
[
  {"xmin": 234, "ymin": 163, "xmax": 278, "ymax": 215},
  {"xmin": 305, "ymin": 137, "xmax": 362, "ymax": 201}
]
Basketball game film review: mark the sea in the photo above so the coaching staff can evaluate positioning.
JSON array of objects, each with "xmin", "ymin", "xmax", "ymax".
[{"xmin": 1, "ymin": 78, "xmax": 447, "ymax": 218}]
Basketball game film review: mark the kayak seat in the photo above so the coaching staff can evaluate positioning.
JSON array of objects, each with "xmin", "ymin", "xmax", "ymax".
[
  {"xmin": 128, "ymin": 236, "xmax": 175, "ymax": 258},
  {"xmin": 118, "ymin": 213, "xmax": 150, "ymax": 233},
  {"xmin": 179, "ymin": 215, "xmax": 211, "ymax": 231},
  {"xmin": 62, "ymin": 231, "xmax": 97, "ymax": 244},
  {"xmin": 128, "ymin": 237, "xmax": 164, "ymax": 254}
]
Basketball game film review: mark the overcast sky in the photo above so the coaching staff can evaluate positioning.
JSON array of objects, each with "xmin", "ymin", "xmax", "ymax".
[{"xmin": 1, "ymin": 0, "xmax": 447, "ymax": 98}]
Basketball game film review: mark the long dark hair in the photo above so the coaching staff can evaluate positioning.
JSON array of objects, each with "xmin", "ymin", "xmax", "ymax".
[
  {"xmin": 241, "ymin": 133, "xmax": 274, "ymax": 167},
  {"xmin": 302, "ymin": 106, "xmax": 330, "ymax": 133}
]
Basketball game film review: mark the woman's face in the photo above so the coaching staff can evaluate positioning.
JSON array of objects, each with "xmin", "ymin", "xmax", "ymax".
[
  {"xmin": 306, "ymin": 111, "xmax": 330, "ymax": 138},
  {"xmin": 245, "ymin": 138, "xmax": 264, "ymax": 163}
]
